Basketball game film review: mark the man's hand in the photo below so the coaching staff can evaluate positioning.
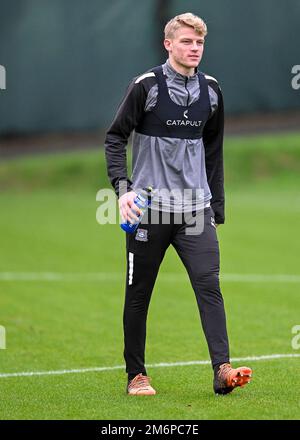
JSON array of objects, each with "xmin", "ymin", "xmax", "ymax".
[{"xmin": 119, "ymin": 191, "xmax": 142, "ymax": 224}]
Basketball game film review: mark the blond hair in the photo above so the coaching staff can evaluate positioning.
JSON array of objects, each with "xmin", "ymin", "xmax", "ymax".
[{"xmin": 164, "ymin": 12, "xmax": 207, "ymax": 39}]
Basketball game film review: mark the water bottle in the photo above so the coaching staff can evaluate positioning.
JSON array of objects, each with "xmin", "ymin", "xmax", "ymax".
[{"xmin": 120, "ymin": 186, "xmax": 152, "ymax": 233}]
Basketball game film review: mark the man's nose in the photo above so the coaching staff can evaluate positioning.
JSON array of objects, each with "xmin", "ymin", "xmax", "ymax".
[{"xmin": 191, "ymin": 42, "xmax": 198, "ymax": 50}]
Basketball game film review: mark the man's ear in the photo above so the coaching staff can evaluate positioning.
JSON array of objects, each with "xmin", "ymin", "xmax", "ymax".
[{"xmin": 164, "ymin": 39, "xmax": 172, "ymax": 53}]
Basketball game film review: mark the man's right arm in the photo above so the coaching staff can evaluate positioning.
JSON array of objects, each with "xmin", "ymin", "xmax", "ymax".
[{"xmin": 104, "ymin": 79, "xmax": 148, "ymax": 197}]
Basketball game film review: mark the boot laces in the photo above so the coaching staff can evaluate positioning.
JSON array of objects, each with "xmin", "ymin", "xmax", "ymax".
[
  {"xmin": 129, "ymin": 373, "xmax": 151, "ymax": 389},
  {"xmin": 217, "ymin": 363, "xmax": 233, "ymax": 380}
]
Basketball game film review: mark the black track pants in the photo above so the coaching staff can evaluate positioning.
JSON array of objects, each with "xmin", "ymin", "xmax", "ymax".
[{"xmin": 123, "ymin": 207, "xmax": 230, "ymax": 377}]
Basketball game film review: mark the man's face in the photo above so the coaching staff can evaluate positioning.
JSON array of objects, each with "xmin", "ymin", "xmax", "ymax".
[{"xmin": 164, "ymin": 26, "xmax": 205, "ymax": 70}]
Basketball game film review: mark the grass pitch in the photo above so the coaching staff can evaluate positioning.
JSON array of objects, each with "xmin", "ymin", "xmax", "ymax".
[{"xmin": 0, "ymin": 132, "xmax": 300, "ymax": 419}]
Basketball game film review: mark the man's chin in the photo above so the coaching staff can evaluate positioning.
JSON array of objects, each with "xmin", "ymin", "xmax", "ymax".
[{"xmin": 185, "ymin": 59, "xmax": 200, "ymax": 68}]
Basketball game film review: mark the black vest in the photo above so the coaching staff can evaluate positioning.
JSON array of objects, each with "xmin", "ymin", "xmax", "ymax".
[{"xmin": 135, "ymin": 66, "xmax": 211, "ymax": 139}]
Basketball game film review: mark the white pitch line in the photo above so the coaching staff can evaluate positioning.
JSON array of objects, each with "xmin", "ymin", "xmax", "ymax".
[
  {"xmin": 0, "ymin": 354, "xmax": 299, "ymax": 379},
  {"xmin": 0, "ymin": 272, "xmax": 300, "ymax": 282}
]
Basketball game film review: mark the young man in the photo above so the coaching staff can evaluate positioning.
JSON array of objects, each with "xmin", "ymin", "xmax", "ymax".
[{"xmin": 105, "ymin": 12, "xmax": 252, "ymax": 395}]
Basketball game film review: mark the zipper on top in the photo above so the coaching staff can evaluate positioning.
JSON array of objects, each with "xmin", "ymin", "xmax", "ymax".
[{"xmin": 185, "ymin": 77, "xmax": 190, "ymax": 107}]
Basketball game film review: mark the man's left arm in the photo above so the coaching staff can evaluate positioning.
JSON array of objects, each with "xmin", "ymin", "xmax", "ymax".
[{"xmin": 203, "ymin": 84, "xmax": 225, "ymax": 225}]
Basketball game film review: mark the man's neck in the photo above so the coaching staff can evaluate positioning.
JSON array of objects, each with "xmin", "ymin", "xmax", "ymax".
[{"xmin": 168, "ymin": 57, "xmax": 195, "ymax": 77}]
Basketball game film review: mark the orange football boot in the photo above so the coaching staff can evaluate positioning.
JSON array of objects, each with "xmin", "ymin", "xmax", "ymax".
[
  {"xmin": 127, "ymin": 373, "xmax": 156, "ymax": 395},
  {"xmin": 214, "ymin": 363, "xmax": 252, "ymax": 395}
]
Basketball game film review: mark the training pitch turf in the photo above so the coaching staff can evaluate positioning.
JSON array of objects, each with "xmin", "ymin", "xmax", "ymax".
[{"xmin": 0, "ymin": 133, "xmax": 299, "ymax": 419}]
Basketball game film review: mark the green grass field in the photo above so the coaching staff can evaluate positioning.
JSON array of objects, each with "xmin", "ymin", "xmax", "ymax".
[{"xmin": 0, "ymin": 132, "xmax": 300, "ymax": 419}]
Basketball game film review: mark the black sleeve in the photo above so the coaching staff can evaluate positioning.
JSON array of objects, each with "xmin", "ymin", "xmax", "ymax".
[
  {"xmin": 203, "ymin": 86, "xmax": 225, "ymax": 224},
  {"xmin": 104, "ymin": 79, "xmax": 147, "ymax": 197}
]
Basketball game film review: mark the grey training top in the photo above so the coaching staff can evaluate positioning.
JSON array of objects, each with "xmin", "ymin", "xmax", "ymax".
[
  {"xmin": 131, "ymin": 60, "xmax": 218, "ymax": 212},
  {"xmin": 105, "ymin": 59, "xmax": 225, "ymax": 223}
]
